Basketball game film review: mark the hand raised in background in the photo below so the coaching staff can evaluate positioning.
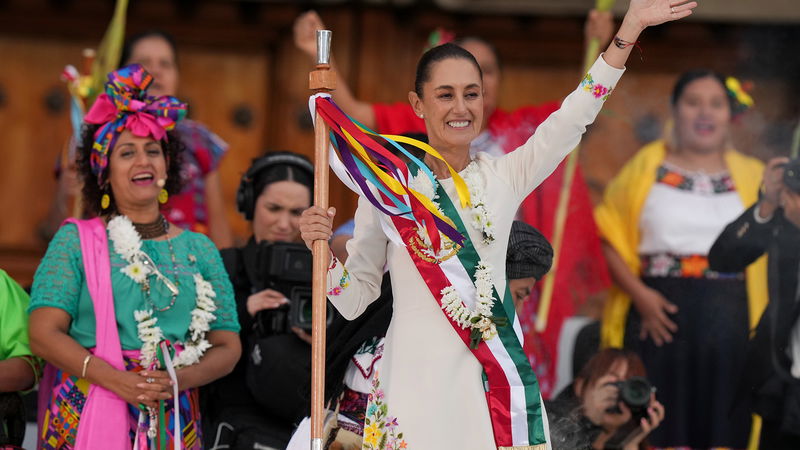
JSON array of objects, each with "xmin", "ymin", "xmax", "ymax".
[{"xmin": 294, "ymin": 10, "xmax": 327, "ymax": 61}]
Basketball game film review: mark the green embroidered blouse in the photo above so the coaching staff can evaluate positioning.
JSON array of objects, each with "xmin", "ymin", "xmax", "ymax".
[{"xmin": 29, "ymin": 224, "xmax": 239, "ymax": 350}]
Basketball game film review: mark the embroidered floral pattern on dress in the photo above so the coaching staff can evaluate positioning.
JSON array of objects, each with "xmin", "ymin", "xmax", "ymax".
[
  {"xmin": 580, "ymin": 73, "xmax": 614, "ymax": 100},
  {"xmin": 363, "ymin": 371, "xmax": 407, "ymax": 450},
  {"xmin": 327, "ymin": 267, "xmax": 350, "ymax": 296},
  {"xmin": 640, "ymin": 253, "xmax": 743, "ymax": 280},
  {"xmin": 656, "ymin": 164, "xmax": 735, "ymax": 194}
]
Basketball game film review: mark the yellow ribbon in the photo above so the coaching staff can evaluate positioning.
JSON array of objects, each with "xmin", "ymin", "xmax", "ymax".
[{"xmin": 340, "ymin": 128, "xmax": 456, "ymax": 227}]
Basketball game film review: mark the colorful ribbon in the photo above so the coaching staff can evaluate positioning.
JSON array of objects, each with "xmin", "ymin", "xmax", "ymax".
[
  {"xmin": 84, "ymin": 64, "xmax": 187, "ymax": 183},
  {"xmin": 312, "ymin": 95, "xmax": 547, "ymax": 447},
  {"xmin": 313, "ymin": 95, "xmax": 470, "ymax": 251}
]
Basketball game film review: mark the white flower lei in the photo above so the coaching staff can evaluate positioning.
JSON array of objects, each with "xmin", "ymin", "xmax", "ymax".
[
  {"xmin": 440, "ymin": 261, "xmax": 501, "ymax": 346},
  {"xmin": 408, "ymin": 162, "xmax": 501, "ymax": 346},
  {"xmin": 461, "ymin": 162, "xmax": 496, "ymax": 245},
  {"xmin": 108, "ymin": 216, "xmax": 216, "ymax": 369},
  {"xmin": 408, "ymin": 161, "xmax": 495, "ymax": 247}
]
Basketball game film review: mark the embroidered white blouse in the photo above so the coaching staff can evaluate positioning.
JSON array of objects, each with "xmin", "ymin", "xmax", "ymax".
[
  {"xmin": 638, "ymin": 165, "xmax": 744, "ymax": 256},
  {"xmin": 325, "ymin": 56, "xmax": 624, "ymax": 450}
]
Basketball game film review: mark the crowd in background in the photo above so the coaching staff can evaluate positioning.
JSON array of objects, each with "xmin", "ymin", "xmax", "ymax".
[{"xmin": 1, "ymin": 4, "xmax": 799, "ymax": 450}]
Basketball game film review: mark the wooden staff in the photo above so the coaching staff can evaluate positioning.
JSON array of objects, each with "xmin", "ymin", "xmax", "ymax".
[
  {"xmin": 536, "ymin": 0, "xmax": 616, "ymax": 332},
  {"xmin": 309, "ymin": 29, "xmax": 336, "ymax": 450}
]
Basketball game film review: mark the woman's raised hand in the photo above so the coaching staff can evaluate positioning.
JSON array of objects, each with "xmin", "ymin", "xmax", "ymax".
[
  {"xmin": 627, "ymin": 0, "xmax": 698, "ymax": 29},
  {"xmin": 299, "ymin": 206, "xmax": 336, "ymax": 251},
  {"xmin": 294, "ymin": 10, "xmax": 326, "ymax": 60}
]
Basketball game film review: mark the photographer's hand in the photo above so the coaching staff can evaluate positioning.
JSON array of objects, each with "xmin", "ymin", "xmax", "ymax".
[
  {"xmin": 760, "ymin": 157, "xmax": 789, "ymax": 220},
  {"xmin": 246, "ymin": 289, "xmax": 289, "ymax": 317},
  {"xmin": 582, "ymin": 374, "xmax": 622, "ymax": 426},
  {"xmin": 633, "ymin": 287, "xmax": 678, "ymax": 346},
  {"xmin": 622, "ymin": 394, "xmax": 665, "ymax": 450}
]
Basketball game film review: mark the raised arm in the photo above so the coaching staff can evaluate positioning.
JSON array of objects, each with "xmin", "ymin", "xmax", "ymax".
[
  {"xmin": 497, "ymin": 0, "xmax": 696, "ymax": 198},
  {"xmin": 603, "ymin": 0, "xmax": 697, "ymax": 69},
  {"xmin": 294, "ymin": 10, "xmax": 377, "ymax": 129}
]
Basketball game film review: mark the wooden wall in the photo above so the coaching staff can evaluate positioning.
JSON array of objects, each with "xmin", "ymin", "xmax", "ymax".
[{"xmin": 1, "ymin": 0, "xmax": 798, "ymax": 285}]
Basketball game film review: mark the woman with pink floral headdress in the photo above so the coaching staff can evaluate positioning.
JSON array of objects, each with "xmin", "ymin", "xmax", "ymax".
[{"xmin": 28, "ymin": 64, "xmax": 240, "ymax": 450}]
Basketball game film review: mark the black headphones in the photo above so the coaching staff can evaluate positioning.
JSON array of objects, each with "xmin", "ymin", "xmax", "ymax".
[{"xmin": 236, "ymin": 152, "xmax": 314, "ymax": 221}]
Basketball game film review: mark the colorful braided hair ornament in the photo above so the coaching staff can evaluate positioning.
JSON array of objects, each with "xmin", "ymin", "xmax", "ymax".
[{"xmin": 83, "ymin": 64, "xmax": 187, "ymax": 186}]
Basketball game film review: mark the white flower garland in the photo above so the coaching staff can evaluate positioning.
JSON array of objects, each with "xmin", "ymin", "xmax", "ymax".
[
  {"xmin": 440, "ymin": 261, "xmax": 501, "ymax": 346},
  {"xmin": 461, "ymin": 162, "xmax": 496, "ymax": 245},
  {"xmin": 408, "ymin": 162, "xmax": 501, "ymax": 346},
  {"xmin": 108, "ymin": 216, "xmax": 216, "ymax": 369},
  {"xmin": 408, "ymin": 161, "xmax": 495, "ymax": 247}
]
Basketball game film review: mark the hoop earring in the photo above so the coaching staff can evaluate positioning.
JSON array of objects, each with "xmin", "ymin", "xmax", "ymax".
[{"xmin": 158, "ymin": 189, "xmax": 169, "ymax": 204}]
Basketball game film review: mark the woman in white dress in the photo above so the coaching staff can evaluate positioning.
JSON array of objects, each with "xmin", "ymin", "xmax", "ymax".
[{"xmin": 300, "ymin": 2, "xmax": 696, "ymax": 448}]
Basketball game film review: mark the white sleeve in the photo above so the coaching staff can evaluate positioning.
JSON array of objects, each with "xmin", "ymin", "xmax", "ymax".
[
  {"xmin": 495, "ymin": 55, "xmax": 625, "ymax": 199},
  {"xmin": 326, "ymin": 195, "xmax": 389, "ymax": 319}
]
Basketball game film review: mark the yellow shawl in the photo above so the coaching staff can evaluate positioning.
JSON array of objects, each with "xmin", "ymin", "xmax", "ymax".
[{"xmin": 595, "ymin": 140, "xmax": 768, "ymax": 348}]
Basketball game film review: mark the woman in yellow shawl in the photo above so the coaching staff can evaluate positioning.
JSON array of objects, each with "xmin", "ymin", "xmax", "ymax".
[{"xmin": 595, "ymin": 70, "xmax": 767, "ymax": 448}]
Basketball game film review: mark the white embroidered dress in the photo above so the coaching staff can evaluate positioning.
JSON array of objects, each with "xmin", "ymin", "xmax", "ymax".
[{"xmin": 325, "ymin": 56, "xmax": 624, "ymax": 450}]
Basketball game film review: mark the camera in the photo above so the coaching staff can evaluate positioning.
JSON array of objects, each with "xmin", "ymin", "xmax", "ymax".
[
  {"xmin": 252, "ymin": 241, "xmax": 334, "ymax": 336},
  {"xmin": 607, "ymin": 376, "xmax": 654, "ymax": 418},
  {"xmin": 782, "ymin": 158, "xmax": 800, "ymax": 193},
  {"xmin": 603, "ymin": 377, "xmax": 656, "ymax": 449}
]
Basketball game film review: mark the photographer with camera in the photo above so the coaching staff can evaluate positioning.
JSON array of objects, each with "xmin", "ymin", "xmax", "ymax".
[
  {"xmin": 709, "ymin": 156, "xmax": 800, "ymax": 448},
  {"xmin": 203, "ymin": 152, "xmax": 315, "ymax": 450},
  {"xmin": 546, "ymin": 349, "xmax": 664, "ymax": 450}
]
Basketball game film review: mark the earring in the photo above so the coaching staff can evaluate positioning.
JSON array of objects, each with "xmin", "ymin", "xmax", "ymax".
[
  {"xmin": 418, "ymin": 114, "xmax": 424, "ymax": 118},
  {"xmin": 100, "ymin": 183, "xmax": 111, "ymax": 210},
  {"xmin": 158, "ymin": 189, "xmax": 169, "ymax": 204}
]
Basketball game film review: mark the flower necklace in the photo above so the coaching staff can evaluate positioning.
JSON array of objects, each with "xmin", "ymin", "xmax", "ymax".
[
  {"xmin": 440, "ymin": 261, "xmax": 507, "ymax": 348},
  {"xmin": 461, "ymin": 162, "xmax": 496, "ymax": 245},
  {"xmin": 409, "ymin": 160, "xmax": 495, "ymax": 249},
  {"xmin": 107, "ymin": 215, "xmax": 217, "ymax": 369},
  {"xmin": 409, "ymin": 161, "xmax": 503, "ymax": 347}
]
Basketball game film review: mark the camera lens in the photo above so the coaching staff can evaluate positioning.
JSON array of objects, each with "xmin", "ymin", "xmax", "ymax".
[
  {"xmin": 619, "ymin": 376, "xmax": 652, "ymax": 408},
  {"xmin": 782, "ymin": 159, "xmax": 800, "ymax": 193}
]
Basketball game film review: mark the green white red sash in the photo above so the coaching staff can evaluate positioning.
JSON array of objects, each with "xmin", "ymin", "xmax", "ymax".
[{"xmin": 311, "ymin": 94, "xmax": 546, "ymax": 448}]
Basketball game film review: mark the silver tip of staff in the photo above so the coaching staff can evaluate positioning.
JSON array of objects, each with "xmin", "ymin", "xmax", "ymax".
[
  {"xmin": 310, "ymin": 438, "xmax": 323, "ymax": 450},
  {"xmin": 316, "ymin": 30, "xmax": 332, "ymax": 65}
]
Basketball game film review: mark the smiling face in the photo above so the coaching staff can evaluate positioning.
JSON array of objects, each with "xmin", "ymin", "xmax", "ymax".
[
  {"xmin": 125, "ymin": 35, "xmax": 178, "ymax": 97},
  {"xmin": 253, "ymin": 180, "xmax": 311, "ymax": 243},
  {"xmin": 107, "ymin": 130, "xmax": 167, "ymax": 210},
  {"xmin": 409, "ymin": 57, "xmax": 484, "ymax": 151},
  {"xmin": 673, "ymin": 76, "xmax": 731, "ymax": 154}
]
